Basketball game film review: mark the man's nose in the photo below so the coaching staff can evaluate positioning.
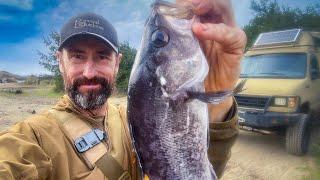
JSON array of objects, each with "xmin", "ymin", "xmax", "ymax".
[{"xmin": 82, "ymin": 60, "xmax": 98, "ymax": 79}]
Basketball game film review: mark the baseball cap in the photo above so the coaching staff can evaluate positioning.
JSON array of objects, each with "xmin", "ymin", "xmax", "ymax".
[{"xmin": 58, "ymin": 12, "xmax": 119, "ymax": 54}]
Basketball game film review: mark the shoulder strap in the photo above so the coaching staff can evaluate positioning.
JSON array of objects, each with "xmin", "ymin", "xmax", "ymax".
[
  {"xmin": 96, "ymin": 154, "xmax": 131, "ymax": 180},
  {"xmin": 48, "ymin": 109, "xmax": 130, "ymax": 180}
]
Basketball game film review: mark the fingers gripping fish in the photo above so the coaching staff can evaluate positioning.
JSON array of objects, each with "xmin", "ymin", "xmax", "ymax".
[{"xmin": 127, "ymin": 1, "xmax": 237, "ymax": 179}]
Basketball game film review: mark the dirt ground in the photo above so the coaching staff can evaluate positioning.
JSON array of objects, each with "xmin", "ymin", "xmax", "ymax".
[
  {"xmin": 0, "ymin": 89, "xmax": 57, "ymax": 131},
  {"xmin": 0, "ymin": 84, "xmax": 318, "ymax": 179},
  {"xmin": 221, "ymin": 130, "xmax": 318, "ymax": 180},
  {"xmin": 0, "ymin": 84, "xmax": 127, "ymax": 131}
]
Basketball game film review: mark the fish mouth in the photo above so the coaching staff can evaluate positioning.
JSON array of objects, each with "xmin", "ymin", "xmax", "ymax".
[
  {"xmin": 157, "ymin": 75, "xmax": 189, "ymax": 104},
  {"xmin": 160, "ymin": 85, "xmax": 190, "ymax": 109}
]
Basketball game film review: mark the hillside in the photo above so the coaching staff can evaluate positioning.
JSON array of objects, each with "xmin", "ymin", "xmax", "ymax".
[
  {"xmin": 0, "ymin": 71, "xmax": 25, "ymax": 81},
  {"xmin": 0, "ymin": 71, "xmax": 55, "ymax": 84}
]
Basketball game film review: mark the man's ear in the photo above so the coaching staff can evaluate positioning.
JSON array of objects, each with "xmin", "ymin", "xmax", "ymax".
[
  {"xmin": 56, "ymin": 51, "xmax": 65, "ymax": 74},
  {"xmin": 114, "ymin": 53, "xmax": 122, "ymax": 75}
]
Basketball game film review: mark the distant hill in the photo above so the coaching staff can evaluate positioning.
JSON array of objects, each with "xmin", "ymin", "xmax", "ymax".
[
  {"xmin": 0, "ymin": 71, "xmax": 26, "ymax": 81},
  {"xmin": 0, "ymin": 71, "xmax": 54, "ymax": 83}
]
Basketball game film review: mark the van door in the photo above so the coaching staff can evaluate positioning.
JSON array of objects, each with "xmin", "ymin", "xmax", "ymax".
[{"xmin": 309, "ymin": 54, "xmax": 320, "ymax": 121}]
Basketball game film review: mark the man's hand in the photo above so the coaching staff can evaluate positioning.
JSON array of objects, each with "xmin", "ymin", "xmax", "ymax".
[{"xmin": 178, "ymin": 0, "xmax": 247, "ymax": 123}]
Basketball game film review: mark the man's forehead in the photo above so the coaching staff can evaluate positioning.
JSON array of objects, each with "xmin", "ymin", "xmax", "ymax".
[{"xmin": 63, "ymin": 36, "xmax": 113, "ymax": 52}]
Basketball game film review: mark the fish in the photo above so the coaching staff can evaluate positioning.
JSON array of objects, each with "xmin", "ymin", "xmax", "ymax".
[{"xmin": 127, "ymin": 1, "xmax": 236, "ymax": 179}]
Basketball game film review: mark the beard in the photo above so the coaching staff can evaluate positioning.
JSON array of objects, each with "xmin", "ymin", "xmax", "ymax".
[{"xmin": 66, "ymin": 76, "xmax": 114, "ymax": 110}]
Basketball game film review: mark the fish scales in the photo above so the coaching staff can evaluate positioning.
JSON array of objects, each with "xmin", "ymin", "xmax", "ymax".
[{"xmin": 128, "ymin": 1, "xmax": 217, "ymax": 179}]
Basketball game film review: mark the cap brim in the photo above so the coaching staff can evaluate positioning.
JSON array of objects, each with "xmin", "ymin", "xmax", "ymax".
[{"xmin": 58, "ymin": 32, "xmax": 119, "ymax": 54}]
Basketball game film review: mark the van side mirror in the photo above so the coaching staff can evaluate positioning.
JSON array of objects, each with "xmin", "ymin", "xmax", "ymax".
[{"xmin": 311, "ymin": 69, "xmax": 320, "ymax": 80}]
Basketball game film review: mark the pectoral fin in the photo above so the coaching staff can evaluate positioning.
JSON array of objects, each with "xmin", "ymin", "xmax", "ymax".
[
  {"xmin": 187, "ymin": 90, "xmax": 233, "ymax": 104},
  {"xmin": 187, "ymin": 79, "xmax": 247, "ymax": 104}
]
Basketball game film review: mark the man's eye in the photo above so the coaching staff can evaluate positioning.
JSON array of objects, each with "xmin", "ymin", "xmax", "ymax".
[
  {"xmin": 72, "ymin": 53, "xmax": 85, "ymax": 60},
  {"xmin": 99, "ymin": 54, "xmax": 110, "ymax": 60},
  {"xmin": 99, "ymin": 55, "xmax": 106, "ymax": 59}
]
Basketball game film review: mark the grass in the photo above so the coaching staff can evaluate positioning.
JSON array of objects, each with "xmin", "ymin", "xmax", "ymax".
[
  {"xmin": 0, "ymin": 85, "xmax": 63, "ymax": 98},
  {"xmin": 0, "ymin": 84, "xmax": 126, "ymax": 99},
  {"xmin": 24, "ymin": 87, "xmax": 63, "ymax": 98}
]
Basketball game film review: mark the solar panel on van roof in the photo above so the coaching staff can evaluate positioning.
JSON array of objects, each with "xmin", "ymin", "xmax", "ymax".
[{"xmin": 254, "ymin": 29, "xmax": 302, "ymax": 47}]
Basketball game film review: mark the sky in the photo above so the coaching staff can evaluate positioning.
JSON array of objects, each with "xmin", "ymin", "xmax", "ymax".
[{"xmin": 0, "ymin": 0, "xmax": 319, "ymax": 75}]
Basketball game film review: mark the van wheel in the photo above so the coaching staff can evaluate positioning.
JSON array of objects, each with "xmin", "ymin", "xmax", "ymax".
[{"xmin": 285, "ymin": 115, "xmax": 310, "ymax": 155}]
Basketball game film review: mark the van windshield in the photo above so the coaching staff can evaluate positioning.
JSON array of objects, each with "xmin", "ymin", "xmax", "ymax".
[{"xmin": 241, "ymin": 53, "xmax": 307, "ymax": 78}]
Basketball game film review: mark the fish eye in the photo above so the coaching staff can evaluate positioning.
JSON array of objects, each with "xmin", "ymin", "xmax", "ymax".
[{"xmin": 151, "ymin": 29, "xmax": 169, "ymax": 48}]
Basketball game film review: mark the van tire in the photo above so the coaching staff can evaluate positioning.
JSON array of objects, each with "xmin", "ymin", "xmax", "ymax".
[{"xmin": 285, "ymin": 115, "xmax": 310, "ymax": 155}]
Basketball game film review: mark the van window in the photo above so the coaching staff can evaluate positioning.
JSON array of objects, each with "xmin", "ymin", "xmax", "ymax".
[
  {"xmin": 310, "ymin": 54, "xmax": 320, "ymax": 78},
  {"xmin": 241, "ymin": 53, "xmax": 307, "ymax": 79},
  {"xmin": 314, "ymin": 37, "xmax": 320, "ymax": 48}
]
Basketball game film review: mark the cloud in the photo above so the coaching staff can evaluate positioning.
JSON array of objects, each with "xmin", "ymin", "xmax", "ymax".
[
  {"xmin": 231, "ymin": 0, "xmax": 320, "ymax": 27},
  {"xmin": 0, "ymin": 36, "xmax": 48, "ymax": 75},
  {"xmin": 0, "ymin": 0, "xmax": 153, "ymax": 74},
  {"xmin": 231, "ymin": 0, "xmax": 252, "ymax": 27},
  {"xmin": 35, "ymin": 0, "xmax": 152, "ymax": 47},
  {"xmin": 3, "ymin": 0, "xmax": 317, "ymax": 75},
  {"xmin": 115, "ymin": 19, "xmax": 146, "ymax": 48},
  {"xmin": 0, "ymin": 0, "xmax": 33, "ymax": 10}
]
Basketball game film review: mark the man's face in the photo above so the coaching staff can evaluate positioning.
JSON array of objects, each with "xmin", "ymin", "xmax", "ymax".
[{"xmin": 57, "ymin": 36, "xmax": 121, "ymax": 110}]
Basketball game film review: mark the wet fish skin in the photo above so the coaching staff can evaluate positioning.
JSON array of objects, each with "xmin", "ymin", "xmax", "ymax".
[{"xmin": 127, "ymin": 2, "xmax": 217, "ymax": 179}]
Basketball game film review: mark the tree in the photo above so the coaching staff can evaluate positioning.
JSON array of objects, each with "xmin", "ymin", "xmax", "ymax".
[
  {"xmin": 116, "ymin": 42, "xmax": 136, "ymax": 93},
  {"xmin": 244, "ymin": 0, "xmax": 320, "ymax": 48},
  {"xmin": 38, "ymin": 32, "xmax": 63, "ymax": 92},
  {"xmin": 38, "ymin": 32, "xmax": 136, "ymax": 93}
]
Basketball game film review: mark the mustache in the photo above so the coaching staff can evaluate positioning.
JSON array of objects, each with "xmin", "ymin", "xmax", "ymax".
[
  {"xmin": 67, "ymin": 76, "xmax": 114, "ymax": 110},
  {"xmin": 73, "ymin": 77, "xmax": 109, "ymax": 88}
]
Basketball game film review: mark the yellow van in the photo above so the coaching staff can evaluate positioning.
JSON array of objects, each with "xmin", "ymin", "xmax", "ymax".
[{"xmin": 236, "ymin": 29, "xmax": 320, "ymax": 155}]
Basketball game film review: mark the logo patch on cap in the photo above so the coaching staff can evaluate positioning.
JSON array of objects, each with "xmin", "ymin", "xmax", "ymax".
[{"xmin": 74, "ymin": 19, "xmax": 104, "ymax": 30}]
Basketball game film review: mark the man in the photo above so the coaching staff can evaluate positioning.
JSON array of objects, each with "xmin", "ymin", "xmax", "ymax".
[{"xmin": 0, "ymin": 0, "xmax": 246, "ymax": 179}]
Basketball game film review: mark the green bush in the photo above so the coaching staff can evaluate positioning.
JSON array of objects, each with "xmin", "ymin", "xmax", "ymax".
[{"xmin": 53, "ymin": 74, "xmax": 64, "ymax": 92}]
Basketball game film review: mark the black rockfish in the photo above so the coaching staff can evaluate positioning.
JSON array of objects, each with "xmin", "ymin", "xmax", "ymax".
[{"xmin": 127, "ymin": 1, "xmax": 235, "ymax": 179}]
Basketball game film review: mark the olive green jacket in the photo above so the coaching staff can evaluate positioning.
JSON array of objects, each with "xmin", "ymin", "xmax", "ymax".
[{"xmin": 0, "ymin": 96, "xmax": 238, "ymax": 179}]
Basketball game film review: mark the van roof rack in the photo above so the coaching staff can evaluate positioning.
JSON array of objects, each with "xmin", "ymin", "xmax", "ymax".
[{"xmin": 253, "ymin": 29, "xmax": 302, "ymax": 48}]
